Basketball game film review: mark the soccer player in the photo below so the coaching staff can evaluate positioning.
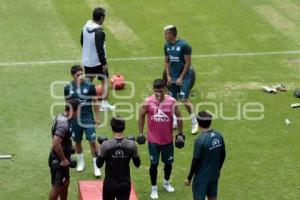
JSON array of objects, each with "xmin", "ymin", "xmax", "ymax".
[
  {"xmin": 163, "ymin": 25, "xmax": 198, "ymax": 134},
  {"xmin": 185, "ymin": 111, "xmax": 226, "ymax": 200},
  {"xmin": 64, "ymin": 65, "xmax": 101, "ymax": 177},
  {"xmin": 139, "ymin": 79, "xmax": 184, "ymax": 199},
  {"xmin": 48, "ymin": 99, "xmax": 79, "ymax": 200},
  {"xmin": 81, "ymin": 7, "xmax": 115, "ymax": 111},
  {"xmin": 96, "ymin": 116, "xmax": 141, "ymax": 200}
]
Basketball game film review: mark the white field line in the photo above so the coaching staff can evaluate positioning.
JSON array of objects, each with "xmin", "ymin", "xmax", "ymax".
[{"xmin": 0, "ymin": 50, "xmax": 300, "ymax": 66}]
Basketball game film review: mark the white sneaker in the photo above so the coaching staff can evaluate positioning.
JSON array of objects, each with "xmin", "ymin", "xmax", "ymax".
[
  {"xmin": 76, "ymin": 157, "xmax": 85, "ymax": 172},
  {"xmin": 93, "ymin": 158, "xmax": 101, "ymax": 177},
  {"xmin": 100, "ymin": 103, "xmax": 116, "ymax": 111},
  {"xmin": 191, "ymin": 122, "xmax": 199, "ymax": 135},
  {"xmin": 163, "ymin": 181, "xmax": 175, "ymax": 192},
  {"xmin": 150, "ymin": 186, "xmax": 158, "ymax": 199},
  {"xmin": 93, "ymin": 165, "xmax": 101, "ymax": 177}
]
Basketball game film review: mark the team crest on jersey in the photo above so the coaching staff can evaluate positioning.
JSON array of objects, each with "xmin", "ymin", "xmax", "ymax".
[
  {"xmin": 82, "ymin": 88, "xmax": 88, "ymax": 94},
  {"xmin": 176, "ymin": 46, "xmax": 180, "ymax": 51},
  {"xmin": 151, "ymin": 109, "xmax": 170, "ymax": 122}
]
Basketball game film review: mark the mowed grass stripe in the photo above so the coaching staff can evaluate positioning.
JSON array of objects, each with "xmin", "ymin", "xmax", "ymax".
[
  {"xmin": 273, "ymin": 0, "xmax": 300, "ymax": 24},
  {"xmin": 0, "ymin": 0, "xmax": 79, "ymax": 62},
  {"xmin": 84, "ymin": 0, "xmax": 148, "ymax": 56},
  {"xmin": 255, "ymin": 5, "xmax": 300, "ymax": 45}
]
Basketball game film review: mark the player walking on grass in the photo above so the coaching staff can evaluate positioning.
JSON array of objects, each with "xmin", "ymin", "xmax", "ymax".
[
  {"xmin": 139, "ymin": 79, "xmax": 184, "ymax": 199},
  {"xmin": 96, "ymin": 116, "xmax": 141, "ymax": 200},
  {"xmin": 48, "ymin": 99, "xmax": 79, "ymax": 200},
  {"xmin": 185, "ymin": 111, "xmax": 226, "ymax": 200},
  {"xmin": 64, "ymin": 65, "xmax": 101, "ymax": 177},
  {"xmin": 81, "ymin": 7, "xmax": 115, "ymax": 111},
  {"xmin": 163, "ymin": 25, "xmax": 199, "ymax": 134}
]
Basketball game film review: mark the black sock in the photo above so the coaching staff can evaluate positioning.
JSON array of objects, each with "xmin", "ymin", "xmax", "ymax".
[
  {"xmin": 164, "ymin": 163, "xmax": 172, "ymax": 181},
  {"xmin": 149, "ymin": 164, "xmax": 158, "ymax": 186}
]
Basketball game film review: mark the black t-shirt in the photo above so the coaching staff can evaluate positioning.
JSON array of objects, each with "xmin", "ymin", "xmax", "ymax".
[
  {"xmin": 50, "ymin": 113, "xmax": 72, "ymax": 159},
  {"xmin": 99, "ymin": 138, "xmax": 139, "ymax": 185}
]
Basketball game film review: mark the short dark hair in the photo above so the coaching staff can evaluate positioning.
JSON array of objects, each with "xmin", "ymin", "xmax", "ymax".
[
  {"xmin": 70, "ymin": 65, "xmax": 83, "ymax": 75},
  {"xmin": 65, "ymin": 98, "xmax": 80, "ymax": 112},
  {"xmin": 197, "ymin": 111, "xmax": 212, "ymax": 128},
  {"xmin": 93, "ymin": 7, "xmax": 106, "ymax": 21},
  {"xmin": 153, "ymin": 79, "xmax": 166, "ymax": 89},
  {"xmin": 110, "ymin": 116, "xmax": 125, "ymax": 132}
]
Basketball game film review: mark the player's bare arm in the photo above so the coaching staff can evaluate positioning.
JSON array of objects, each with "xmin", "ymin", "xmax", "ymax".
[
  {"xmin": 164, "ymin": 56, "xmax": 172, "ymax": 85},
  {"xmin": 53, "ymin": 135, "xmax": 69, "ymax": 167},
  {"xmin": 174, "ymin": 103, "xmax": 183, "ymax": 133},
  {"xmin": 92, "ymin": 97, "xmax": 100, "ymax": 126},
  {"xmin": 138, "ymin": 101, "xmax": 147, "ymax": 134},
  {"xmin": 177, "ymin": 55, "xmax": 191, "ymax": 86}
]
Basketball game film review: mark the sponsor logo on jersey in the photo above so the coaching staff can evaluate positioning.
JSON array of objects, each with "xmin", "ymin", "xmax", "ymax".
[
  {"xmin": 169, "ymin": 55, "xmax": 180, "ymax": 62},
  {"xmin": 112, "ymin": 149, "xmax": 127, "ymax": 158},
  {"xmin": 151, "ymin": 109, "xmax": 170, "ymax": 122},
  {"xmin": 209, "ymin": 138, "xmax": 222, "ymax": 150}
]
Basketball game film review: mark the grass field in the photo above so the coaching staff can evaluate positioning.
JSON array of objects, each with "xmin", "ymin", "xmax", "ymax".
[{"xmin": 1, "ymin": 0, "xmax": 300, "ymax": 199}]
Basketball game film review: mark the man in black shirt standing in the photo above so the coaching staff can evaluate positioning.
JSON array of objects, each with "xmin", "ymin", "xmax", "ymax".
[
  {"xmin": 96, "ymin": 116, "xmax": 141, "ymax": 200},
  {"xmin": 185, "ymin": 111, "xmax": 226, "ymax": 200},
  {"xmin": 48, "ymin": 99, "xmax": 79, "ymax": 200}
]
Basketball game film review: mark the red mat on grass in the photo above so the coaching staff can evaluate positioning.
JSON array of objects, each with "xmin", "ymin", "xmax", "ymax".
[{"xmin": 78, "ymin": 180, "xmax": 138, "ymax": 200}]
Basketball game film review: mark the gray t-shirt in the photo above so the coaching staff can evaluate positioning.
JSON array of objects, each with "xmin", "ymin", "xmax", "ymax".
[{"xmin": 50, "ymin": 113, "xmax": 72, "ymax": 158}]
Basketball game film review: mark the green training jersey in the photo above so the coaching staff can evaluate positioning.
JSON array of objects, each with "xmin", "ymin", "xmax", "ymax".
[
  {"xmin": 64, "ymin": 80, "xmax": 96, "ymax": 120},
  {"xmin": 193, "ymin": 129, "xmax": 226, "ymax": 181},
  {"xmin": 164, "ymin": 39, "xmax": 192, "ymax": 80}
]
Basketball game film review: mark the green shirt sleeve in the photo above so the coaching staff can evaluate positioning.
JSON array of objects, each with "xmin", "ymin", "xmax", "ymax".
[
  {"xmin": 193, "ymin": 139, "xmax": 202, "ymax": 159},
  {"xmin": 64, "ymin": 85, "xmax": 70, "ymax": 99},
  {"xmin": 164, "ymin": 44, "xmax": 168, "ymax": 56}
]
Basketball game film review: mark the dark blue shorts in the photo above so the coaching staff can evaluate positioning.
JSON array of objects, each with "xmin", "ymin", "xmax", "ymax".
[
  {"xmin": 192, "ymin": 179, "xmax": 218, "ymax": 200},
  {"xmin": 169, "ymin": 69, "xmax": 192, "ymax": 100},
  {"xmin": 71, "ymin": 118, "xmax": 96, "ymax": 142}
]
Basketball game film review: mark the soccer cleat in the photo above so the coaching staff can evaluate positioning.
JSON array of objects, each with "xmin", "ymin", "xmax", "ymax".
[
  {"xmin": 273, "ymin": 83, "xmax": 287, "ymax": 92},
  {"xmin": 150, "ymin": 186, "xmax": 159, "ymax": 199},
  {"xmin": 163, "ymin": 181, "xmax": 175, "ymax": 192},
  {"xmin": 191, "ymin": 122, "xmax": 199, "ymax": 135},
  {"xmin": 262, "ymin": 86, "xmax": 277, "ymax": 94},
  {"xmin": 100, "ymin": 103, "xmax": 116, "ymax": 111}
]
